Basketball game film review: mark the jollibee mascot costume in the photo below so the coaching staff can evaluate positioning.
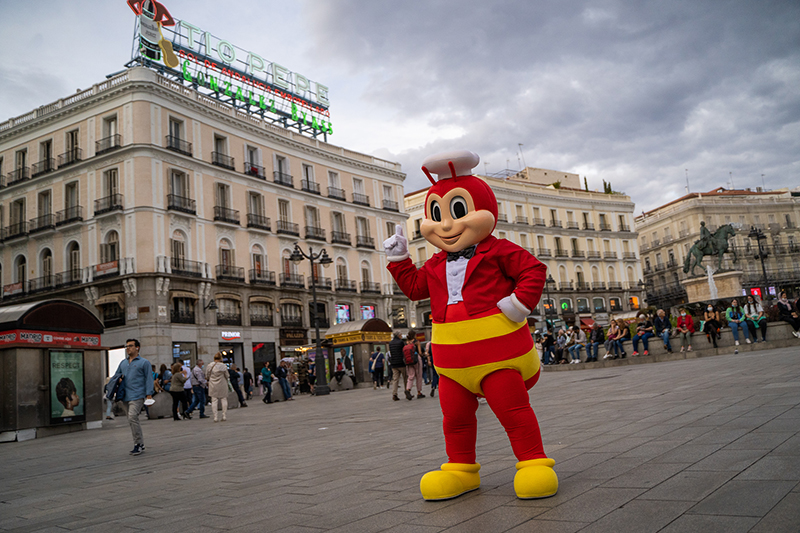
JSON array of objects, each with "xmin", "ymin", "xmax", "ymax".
[{"xmin": 384, "ymin": 150, "xmax": 558, "ymax": 501}]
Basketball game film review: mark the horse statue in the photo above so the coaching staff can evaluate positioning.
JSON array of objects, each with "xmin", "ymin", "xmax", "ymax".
[{"xmin": 683, "ymin": 223, "xmax": 737, "ymax": 276}]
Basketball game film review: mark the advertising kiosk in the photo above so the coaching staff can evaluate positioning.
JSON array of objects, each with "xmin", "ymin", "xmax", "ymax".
[{"xmin": 0, "ymin": 300, "xmax": 104, "ymax": 442}]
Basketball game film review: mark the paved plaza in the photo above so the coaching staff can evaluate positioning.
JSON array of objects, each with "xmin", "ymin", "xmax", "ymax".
[{"xmin": 1, "ymin": 346, "xmax": 799, "ymax": 532}]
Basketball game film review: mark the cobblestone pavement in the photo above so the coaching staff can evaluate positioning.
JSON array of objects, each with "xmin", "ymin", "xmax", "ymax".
[{"xmin": 1, "ymin": 346, "xmax": 799, "ymax": 532}]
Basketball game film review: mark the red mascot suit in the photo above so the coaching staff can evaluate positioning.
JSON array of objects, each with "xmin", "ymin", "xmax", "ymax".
[{"xmin": 384, "ymin": 150, "xmax": 558, "ymax": 501}]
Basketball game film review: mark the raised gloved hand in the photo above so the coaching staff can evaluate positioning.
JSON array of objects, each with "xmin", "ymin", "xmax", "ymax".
[
  {"xmin": 497, "ymin": 294, "xmax": 530, "ymax": 323},
  {"xmin": 383, "ymin": 224, "xmax": 409, "ymax": 262}
]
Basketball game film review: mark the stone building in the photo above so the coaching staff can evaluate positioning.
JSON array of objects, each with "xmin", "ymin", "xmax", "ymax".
[
  {"xmin": 0, "ymin": 67, "xmax": 410, "ymax": 372},
  {"xmin": 403, "ymin": 168, "xmax": 645, "ymax": 330}
]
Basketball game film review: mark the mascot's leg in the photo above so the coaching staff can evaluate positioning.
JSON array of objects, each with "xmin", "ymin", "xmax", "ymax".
[
  {"xmin": 420, "ymin": 375, "xmax": 481, "ymax": 501},
  {"xmin": 482, "ymin": 369, "xmax": 558, "ymax": 499}
]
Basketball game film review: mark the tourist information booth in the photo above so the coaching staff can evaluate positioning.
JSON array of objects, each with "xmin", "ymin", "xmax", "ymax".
[
  {"xmin": 0, "ymin": 300, "xmax": 104, "ymax": 442},
  {"xmin": 324, "ymin": 319, "xmax": 392, "ymax": 385}
]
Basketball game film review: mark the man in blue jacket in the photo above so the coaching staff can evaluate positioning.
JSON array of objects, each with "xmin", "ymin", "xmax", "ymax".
[{"xmin": 109, "ymin": 339, "xmax": 154, "ymax": 455}]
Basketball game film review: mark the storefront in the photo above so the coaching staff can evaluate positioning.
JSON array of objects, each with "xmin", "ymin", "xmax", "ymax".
[
  {"xmin": 0, "ymin": 300, "xmax": 105, "ymax": 441},
  {"xmin": 324, "ymin": 318, "xmax": 392, "ymax": 384}
]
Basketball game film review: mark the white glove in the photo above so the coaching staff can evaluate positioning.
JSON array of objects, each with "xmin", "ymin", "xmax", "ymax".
[
  {"xmin": 383, "ymin": 224, "xmax": 409, "ymax": 262},
  {"xmin": 497, "ymin": 294, "xmax": 530, "ymax": 323}
]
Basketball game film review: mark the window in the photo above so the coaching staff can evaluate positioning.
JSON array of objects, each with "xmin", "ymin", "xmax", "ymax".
[
  {"xmin": 550, "ymin": 209, "xmax": 558, "ymax": 223},
  {"xmin": 386, "ymin": 221, "xmax": 395, "ymax": 238},
  {"xmin": 100, "ymin": 231, "xmax": 119, "ymax": 263},
  {"xmin": 328, "ymin": 171, "xmax": 340, "ymax": 188},
  {"xmin": 14, "ymin": 255, "xmax": 27, "ymax": 284},
  {"xmin": 67, "ymin": 242, "xmax": 81, "ymax": 272},
  {"xmin": 275, "ymin": 155, "xmax": 288, "ymax": 175},
  {"xmin": 39, "ymin": 139, "xmax": 53, "ymax": 170},
  {"xmin": 336, "ymin": 259, "xmax": 348, "ymax": 281},
  {"xmin": 215, "ymin": 183, "xmax": 230, "ymax": 209},
  {"xmin": 519, "ymin": 234, "xmax": 528, "ymax": 249},
  {"xmin": 103, "ymin": 115, "xmax": 118, "ymax": 138},
  {"xmin": 217, "ymin": 298, "xmax": 241, "ymax": 316},
  {"xmin": 246, "ymin": 144, "xmax": 259, "ymax": 166},
  {"xmin": 171, "ymin": 231, "xmax": 186, "ymax": 261},
  {"xmin": 40, "ymin": 248, "xmax": 53, "ymax": 279},
  {"xmin": 302, "ymin": 163, "xmax": 314, "ymax": 182},
  {"xmin": 577, "ymin": 298, "xmax": 589, "ymax": 313},
  {"xmin": 169, "ymin": 118, "xmax": 183, "ymax": 140},
  {"xmin": 305, "ymin": 206, "xmax": 320, "ymax": 228},
  {"xmin": 251, "ymin": 245, "xmax": 265, "ymax": 273},
  {"xmin": 356, "ymin": 217, "xmax": 369, "ymax": 237},
  {"xmin": 248, "ymin": 192, "xmax": 264, "ymax": 216},
  {"xmin": 66, "ymin": 129, "xmax": 79, "ymax": 154},
  {"xmin": 213, "ymin": 135, "xmax": 227, "ymax": 155},
  {"xmin": 15, "ymin": 149, "xmax": 27, "ymax": 170},
  {"xmin": 498, "ymin": 231, "xmax": 506, "ymax": 239},
  {"xmin": 65, "ymin": 182, "xmax": 79, "ymax": 209},
  {"xmin": 38, "ymin": 190, "xmax": 52, "ymax": 217},
  {"xmin": 559, "ymin": 298, "xmax": 573, "ymax": 313},
  {"xmin": 383, "ymin": 185, "xmax": 394, "ymax": 202},
  {"xmin": 361, "ymin": 261, "xmax": 371, "ymax": 283},
  {"xmin": 335, "ymin": 303, "xmax": 351, "ymax": 324},
  {"xmin": 278, "ymin": 199, "xmax": 290, "ymax": 222},
  {"xmin": 416, "ymin": 247, "xmax": 427, "ymax": 263},
  {"xmin": 361, "ymin": 305, "xmax": 375, "ymax": 320},
  {"xmin": 10, "ymin": 198, "xmax": 25, "ymax": 225},
  {"xmin": 333, "ymin": 212, "xmax": 346, "ymax": 233},
  {"xmin": 609, "ymin": 297, "xmax": 622, "ymax": 311},
  {"xmin": 103, "ymin": 168, "xmax": 119, "ymax": 197},
  {"xmin": 593, "ymin": 297, "xmax": 605, "ymax": 312},
  {"xmin": 170, "ymin": 170, "xmax": 189, "ymax": 197},
  {"xmin": 353, "ymin": 177, "xmax": 364, "ymax": 195},
  {"xmin": 219, "ymin": 239, "xmax": 234, "ymax": 267}
]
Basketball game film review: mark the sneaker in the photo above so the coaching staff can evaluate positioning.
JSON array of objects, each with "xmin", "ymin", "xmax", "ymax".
[
  {"xmin": 680, "ymin": 346, "xmax": 685, "ymax": 352},
  {"xmin": 240, "ymin": 402, "xmax": 248, "ymax": 407},
  {"xmin": 417, "ymin": 393, "xmax": 426, "ymax": 399},
  {"xmin": 222, "ymin": 414, "xmax": 226, "ymax": 421},
  {"xmin": 792, "ymin": 331, "xmax": 799, "ymax": 338},
  {"xmin": 687, "ymin": 346, "xmax": 692, "ymax": 352},
  {"xmin": 735, "ymin": 341, "xmax": 740, "ymax": 346},
  {"xmin": 745, "ymin": 339, "xmax": 751, "ymax": 344},
  {"xmin": 631, "ymin": 351, "xmax": 639, "ymax": 357},
  {"xmin": 643, "ymin": 350, "xmax": 649, "ymax": 356},
  {"xmin": 430, "ymin": 389, "xmax": 436, "ymax": 397},
  {"xmin": 130, "ymin": 444, "xmax": 145, "ymax": 455},
  {"xmin": 199, "ymin": 414, "xmax": 210, "ymax": 419},
  {"xmin": 393, "ymin": 395, "xmax": 399, "ymax": 401},
  {"xmin": 405, "ymin": 390, "xmax": 413, "ymax": 400},
  {"xmin": 734, "ymin": 348, "xmax": 739, "ymax": 354}
]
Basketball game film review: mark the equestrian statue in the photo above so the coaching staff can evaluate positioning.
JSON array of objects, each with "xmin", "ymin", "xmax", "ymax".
[{"xmin": 683, "ymin": 222, "xmax": 737, "ymax": 276}]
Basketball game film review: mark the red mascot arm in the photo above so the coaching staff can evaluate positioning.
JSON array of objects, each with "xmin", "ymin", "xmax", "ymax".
[
  {"xmin": 388, "ymin": 257, "xmax": 431, "ymax": 301},
  {"xmin": 496, "ymin": 240, "xmax": 547, "ymax": 311}
]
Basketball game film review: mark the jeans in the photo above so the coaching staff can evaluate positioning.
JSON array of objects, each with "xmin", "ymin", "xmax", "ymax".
[
  {"xmin": 616, "ymin": 339, "xmax": 628, "ymax": 355},
  {"xmin": 187, "ymin": 385, "xmax": 206, "ymax": 415},
  {"xmin": 567, "ymin": 343, "xmax": 584, "ymax": 361},
  {"xmin": 632, "ymin": 332, "xmax": 654, "ymax": 353},
  {"xmin": 124, "ymin": 398, "xmax": 145, "ymax": 446},
  {"xmin": 659, "ymin": 330, "xmax": 673, "ymax": 351},
  {"xmin": 263, "ymin": 381, "xmax": 272, "ymax": 403},
  {"xmin": 105, "ymin": 397, "xmax": 115, "ymax": 418},
  {"xmin": 373, "ymin": 367, "xmax": 384, "ymax": 387},
  {"xmin": 543, "ymin": 345, "xmax": 555, "ymax": 364},
  {"xmin": 278, "ymin": 377, "xmax": 292, "ymax": 399},
  {"xmin": 590, "ymin": 342, "xmax": 601, "ymax": 359},
  {"xmin": 728, "ymin": 321, "xmax": 750, "ymax": 342},
  {"xmin": 232, "ymin": 383, "xmax": 246, "ymax": 405}
]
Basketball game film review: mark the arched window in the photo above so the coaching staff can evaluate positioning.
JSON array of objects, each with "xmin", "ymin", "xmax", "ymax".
[
  {"xmin": 171, "ymin": 230, "xmax": 186, "ymax": 261},
  {"xmin": 575, "ymin": 266, "xmax": 584, "ymax": 287},
  {"xmin": 336, "ymin": 258, "xmax": 348, "ymax": 281},
  {"xmin": 251, "ymin": 244, "xmax": 265, "ymax": 272},
  {"xmin": 360, "ymin": 261, "xmax": 371, "ymax": 283},
  {"xmin": 593, "ymin": 297, "xmax": 605, "ymax": 312},
  {"xmin": 282, "ymin": 249, "xmax": 298, "ymax": 275},
  {"xmin": 67, "ymin": 241, "xmax": 80, "ymax": 273},
  {"xmin": 607, "ymin": 265, "xmax": 616, "ymax": 283},
  {"xmin": 626, "ymin": 266, "xmax": 635, "ymax": 284},
  {"xmin": 40, "ymin": 248, "xmax": 53, "ymax": 279},
  {"xmin": 101, "ymin": 230, "xmax": 119, "ymax": 263},
  {"xmin": 14, "ymin": 255, "xmax": 27, "ymax": 284},
  {"xmin": 558, "ymin": 265, "xmax": 568, "ymax": 283}
]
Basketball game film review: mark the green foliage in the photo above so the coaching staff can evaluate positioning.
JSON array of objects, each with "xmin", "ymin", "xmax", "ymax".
[
  {"xmin": 584, "ymin": 176, "xmax": 589, "ymax": 191},
  {"xmin": 551, "ymin": 180, "xmax": 561, "ymax": 189}
]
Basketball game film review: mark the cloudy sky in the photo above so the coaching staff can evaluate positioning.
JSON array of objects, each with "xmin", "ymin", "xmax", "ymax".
[{"xmin": 1, "ymin": 0, "xmax": 798, "ymax": 212}]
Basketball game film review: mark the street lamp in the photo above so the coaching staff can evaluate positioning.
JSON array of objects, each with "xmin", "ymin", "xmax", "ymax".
[
  {"xmin": 748, "ymin": 226, "xmax": 769, "ymax": 298},
  {"xmin": 290, "ymin": 243, "xmax": 333, "ymax": 396},
  {"xmin": 543, "ymin": 274, "xmax": 556, "ymax": 331}
]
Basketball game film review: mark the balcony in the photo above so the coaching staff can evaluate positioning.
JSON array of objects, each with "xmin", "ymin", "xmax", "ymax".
[
  {"xmin": 331, "ymin": 231, "xmax": 351, "ymax": 245},
  {"xmin": 651, "ymin": 238, "xmax": 661, "ymax": 247},
  {"xmin": 310, "ymin": 276, "xmax": 332, "ymax": 291},
  {"xmin": 549, "ymin": 219, "xmax": 562, "ymax": 228},
  {"xmin": 667, "ymin": 259, "xmax": 678, "ymax": 268},
  {"xmin": 213, "ymin": 206, "xmax": 240, "ymax": 225},
  {"xmin": 167, "ymin": 194, "xmax": 196, "ymax": 215},
  {"xmin": 567, "ymin": 221, "xmax": 580, "ymax": 230},
  {"xmin": 165, "ymin": 135, "xmax": 192, "ymax": 156},
  {"xmin": 335, "ymin": 279, "xmax": 357, "ymax": 292},
  {"xmin": 356, "ymin": 235, "xmax": 375, "ymax": 249},
  {"xmin": 360, "ymin": 281, "xmax": 382, "ymax": 294},
  {"xmin": 2, "ymin": 222, "xmax": 28, "ymax": 241},
  {"xmin": 29, "ymin": 214, "xmax": 55, "ymax": 234},
  {"xmin": 559, "ymin": 281, "xmax": 573, "ymax": 291},
  {"xmin": 274, "ymin": 171, "xmax": 294, "ymax": 188},
  {"xmin": 170, "ymin": 309, "xmax": 195, "ymax": 324},
  {"xmin": 663, "ymin": 234, "xmax": 674, "ymax": 243},
  {"xmin": 412, "ymin": 230, "xmax": 423, "ymax": 240},
  {"xmin": 250, "ymin": 314, "xmax": 274, "ymax": 327},
  {"xmin": 249, "ymin": 269, "xmax": 276, "ymax": 286},
  {"xmin": 515, "ymin": 216, "xmax": 529, "ymax": 225},
  {"xmin": 575, "ymin": 282, "xmax": 591, "ymax": 291},
  {"xmin": 32, "ymin": 158, "xmax": 55, "ymax": 178},
  {"xmin": 281, "ymin": 315, "xmax": 303, "ymax": 327},
  {"xmin": 96, "ymin": 134, "xmax": 122, "ymax": 155},
  {"xmin": 620, "ymin": 224, "xmax": 632, "ymax": 232},
  {"xmin": 276, "ymin": 220, "xmax": 300, "ymax": 236},
  {"xmin": 586, "ymin": 251, "xmax": 601, "ymax": 260},
  {"xmin": 497, "ymin": 214, "xmax": 508, "ymax": 223},
  {"xmin": 353, "ymin": 193, "xmax": 370, "ymax": 206},
  {"xmin": 383, "ymin": 199, "xmax": 399, "ymax": 212},
  {"xmin": 243, "ymin": 161, "xmax": 266, "ymax": 180},
  {"xmin": 56, "ymin": 269, "xmax": 82, "ymax": 288},
  {"xmin": 607, "ymin": 281, "xmax": 623, "ymax": 290},
  {"xmin": 328, "ymin": 186, "xmax": 346, "ymax": 201},
  {"xmin": 592, "ymin": 282, "xmax": 606, "ymax": 290},
  {"xmin": 603, "ymin": 251, "xmax": 618, "ymax": 259},
  {"xmin": 571, "ymin": 250, "xmax": 585, "ymax": 258},
  {"xmin": 583, "ymin": 222, "xmax": 595, "ymax": 231},
  {"xmin": 171, "ymin": 257, "xmax": 204, "ymax": 277},
  {"xmin": 532, "ymin": 218, "xmax": 546, "ymax": 227},
  {"xmin": 28, "ymin": 275, "xmax": 55, "ymax": 294},
  {"xmin": 211, "ymin": 152, "xmax": 235, "ymax": 170},
  {"xmin": 654, "ymin": 263, "xmax": 665, "ymax": 272},
  {"xmin": 57, "ymin": 148, "xmax": 82, "ymax": 168},
  {"xmin": 599, "ymin": 223, "xmax": 613, "ymax": 231},
  {"xmin": 577, "ymin": 304, "xmax": 591, "ymax": 313},
  {"xmin": 56, "ymin": 206, "xmax": 83, "ymax": 226},
  {"xmin": 305, "ymin": 226, "xmax": 326, "ymax": 241},
  {"xmin": 243, "ymin": 213, "xmax": 269, "ymax": 231},
  {"xmin": 623, "ymin": 252, "xmax": 637, "ymax": 261},
  {"xmin": 301, "ymin": 180, "xmax": 321, "ymax": 194},
  {"xmin": 217, "ymin": 313, "xmax": 242, "ymax": 326},
  {"xmin": 215, "ymin": 265, "xmax": 245, "ymax": 282},
  {"xmin": 679, "ymin": 229, "xmax": 689, "ymax": 238},
  {"xmin": 6, "ymin": 167, "xmax": 30, "ymax": 186},
  {"xmin": 537, "ymin": 248, "xmax": 552, "ymax": 257},
  {"xmin": 554, "ymin": 249, "xmax": 569, "ymax": 258},
  {"xmin": 94, "ymin": 194, "xmax": 124, "ymax": 216},
  {"xmin": 280, "ymin": 273, "xmax": 305, "ymax": 288}
]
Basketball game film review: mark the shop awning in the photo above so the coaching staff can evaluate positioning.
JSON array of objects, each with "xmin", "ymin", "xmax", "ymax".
[
  {"xmin": 215, "ymin": 292, "xmax": 242, "ymax": 301},
  {"xmin": 609, "ymin": 310, "xmax": 641, "ymax": 321},
  {"xmin": 324, "ymin": 318, "xmax": 392, "ymax": 346},
  {"xmin": 169, "ymin": 290, "xmax": 198, "ymax": 300},
  {"xmin": 249, "ymin": 296, "xmax": 273, "ymax": 304},
  {"xmin": 95, "ymin": 293, "xmax": 125, "ymax": 308},
  {"xmin": 579, "ymin": 318, "xmax": 596, "ymax": 329}
]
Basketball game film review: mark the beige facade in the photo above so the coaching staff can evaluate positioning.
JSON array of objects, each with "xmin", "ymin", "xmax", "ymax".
[
  {"xmin": 634, "ymin": 187, "xmax": 800, "ymax": 308},
  {"xmin": 0, "ymin": 67, "xmax": 410, "ymax": 371},
  {"xmin": 404, "ymin": 170, "xmax": 645, "ymax": 328}
]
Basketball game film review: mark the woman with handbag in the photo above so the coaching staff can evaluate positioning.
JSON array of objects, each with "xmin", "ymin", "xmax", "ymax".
[
  {"xmin": 169, "ymin": 362, "xmax": 188, "ymax": 421},
  {"xmin": 205, "ymin": 352, "xmax": 232, "ymax": 422}
]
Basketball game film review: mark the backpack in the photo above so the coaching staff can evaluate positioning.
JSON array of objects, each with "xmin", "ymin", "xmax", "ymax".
[{"xmin": 403, "ymin": 344, "xmax": 418, "ymax": 366}]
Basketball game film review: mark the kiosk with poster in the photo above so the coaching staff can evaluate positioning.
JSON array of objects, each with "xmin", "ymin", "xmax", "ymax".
[
  {"xmin": 0, "ymin": 300, "xmax": 105, "ymax": 442},
  {"xmin": 324, "ymin": 318, "xmax": 392, "ymax": 385}
]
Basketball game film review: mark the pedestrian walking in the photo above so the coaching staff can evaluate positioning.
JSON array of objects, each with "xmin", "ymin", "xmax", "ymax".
[
  {"xmin": 228, "ymin": 363, "xmax": 248, "ymax": 407},
  {"xmin": 243, "ymin": 367, "xmax": 253, "ymax": 400},
  {"xmin": 369, "ymin": 349, "xmax": 385, "ymax": 389},
  {"xmin": 388, "ymin": 332, "xmax": 410, "ymax": 401},
  {"xmin": 405, "ymin": 337, "xmax": 425, "ymax": 398},
  {"xmin": 206, "ymin": 353, "xmax": 232, "ymax": 422},
  {"xmin": 261, "ymin": 362, "xmax": 273, "ymax": 404},
  {"xmin": 185, "ymin": 359, "xmax": 209, "ymax": 419},
  {"xmin": 108, "ymin": 339, "xmax": 154, "ymax": 455},
  {"xmin": 169, "ymin": 362, "xmax": 188, "ymax": 421}
]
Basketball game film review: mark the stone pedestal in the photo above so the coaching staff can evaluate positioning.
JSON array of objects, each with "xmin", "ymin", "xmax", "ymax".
[{"xmin": 681, "ymin": 270, "xmax": 743, "ymax": 303}]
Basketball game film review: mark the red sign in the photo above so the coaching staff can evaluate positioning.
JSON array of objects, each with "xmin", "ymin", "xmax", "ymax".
[
  {"xmin": 0, "ymin": 330, "xmax": 101, "ymax": 348},
  {"xmin": 94, "ymin": 260, "xmax": 119, "ymax": 276},
  {"xmin": 3, "ymin": 282, "xmax": 23, "ymax": 297},
  {"xmin": 750, "ymin": 287, "xmax": 763, "ymax": 299}
]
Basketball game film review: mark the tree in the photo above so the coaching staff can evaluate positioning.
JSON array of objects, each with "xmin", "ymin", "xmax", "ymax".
[{"xmin": 584, "ymin": 176, "xmax": 589, "ymax": 191}]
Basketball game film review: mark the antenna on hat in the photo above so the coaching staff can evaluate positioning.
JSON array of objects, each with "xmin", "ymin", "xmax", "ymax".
[{"xmin": 422, "ymin": 166, "xmax": 436, "ymax": 185}]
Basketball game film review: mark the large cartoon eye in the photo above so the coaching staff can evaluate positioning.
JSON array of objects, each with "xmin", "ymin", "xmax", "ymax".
[
  {"xmin": 430, "ymin": 201, "xmax": 442, "ymax": 222},
  {"xmin": 450, "ymin": 196, "xmax": 468, "ymax": 219}
]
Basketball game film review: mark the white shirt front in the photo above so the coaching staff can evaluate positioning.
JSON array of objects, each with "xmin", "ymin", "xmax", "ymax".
[{"xmin": 446, "ymin": 256, "xmax": 470, "ymax": 305}]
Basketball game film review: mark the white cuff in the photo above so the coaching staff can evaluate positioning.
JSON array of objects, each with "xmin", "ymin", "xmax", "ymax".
[
  {"xmin": 387, "ymin": 253, "xmax": 410, "ymax": 263},
  {"xmin": 510, "ymin": 293, "xmax": 531, "ymax": 316}
]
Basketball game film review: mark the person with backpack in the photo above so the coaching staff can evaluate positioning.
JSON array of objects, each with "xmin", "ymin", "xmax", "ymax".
[
  {"xmin": 388, "ymin": 332, "xmax": 411, "ymax": 401},
  {"xmin": 405, "ymin": 335, "xmax": 425, "ymax": 399}
]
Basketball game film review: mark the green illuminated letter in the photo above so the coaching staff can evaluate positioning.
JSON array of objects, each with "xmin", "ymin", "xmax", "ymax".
[
  {"xmin": 181, "ymin": 61, "xmax": 192, "ymax": 82},
  {"xmin": 209, "ymin": 76, "xmax": 219, "ymax": 92},
  {"xmin": 224, "ymin": 81, "xmax": 232, "ymax": 96},
  {"xmin": 235, "ymin": 85, "xmax": 244, "ymax": 101},
  {"xmin": 291, "ymin": 103, "xmax": 298, "ymax": 121}
]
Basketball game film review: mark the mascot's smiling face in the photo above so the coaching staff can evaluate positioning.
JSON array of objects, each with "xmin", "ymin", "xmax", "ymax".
[{"xmin": 421, "ymin": 175, "xmax": 497, "ymax": 253}]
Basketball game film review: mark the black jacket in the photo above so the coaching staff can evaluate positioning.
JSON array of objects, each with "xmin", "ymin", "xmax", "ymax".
[{"xmin": 388, "ymin": 336, "xmax": 405, "ymax": 367}]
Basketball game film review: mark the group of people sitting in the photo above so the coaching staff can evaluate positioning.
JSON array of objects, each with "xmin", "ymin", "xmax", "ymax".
[{"xmin": 538, "ymin": 291, "xmax": 800, "ymax": 365}]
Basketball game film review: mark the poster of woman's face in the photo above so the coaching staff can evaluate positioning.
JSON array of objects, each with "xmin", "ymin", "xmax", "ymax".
[{"xmin": 50, "ymin": 351, "xmax": 85, "ymax": 424}]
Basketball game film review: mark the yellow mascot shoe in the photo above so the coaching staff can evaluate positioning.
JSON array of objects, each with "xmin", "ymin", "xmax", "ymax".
[
  {"xmin": 514, "ymin": 458, "xmax": 558, "ymax": 499},
  {"xmin": 420, "ymin": 463, "xmax": 481, "ymax": 501}
]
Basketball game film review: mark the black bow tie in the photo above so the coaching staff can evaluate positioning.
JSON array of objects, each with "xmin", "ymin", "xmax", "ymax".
[{"xmin": 447, "ymin": 246, "xmax": 477, "ymax": 262}]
